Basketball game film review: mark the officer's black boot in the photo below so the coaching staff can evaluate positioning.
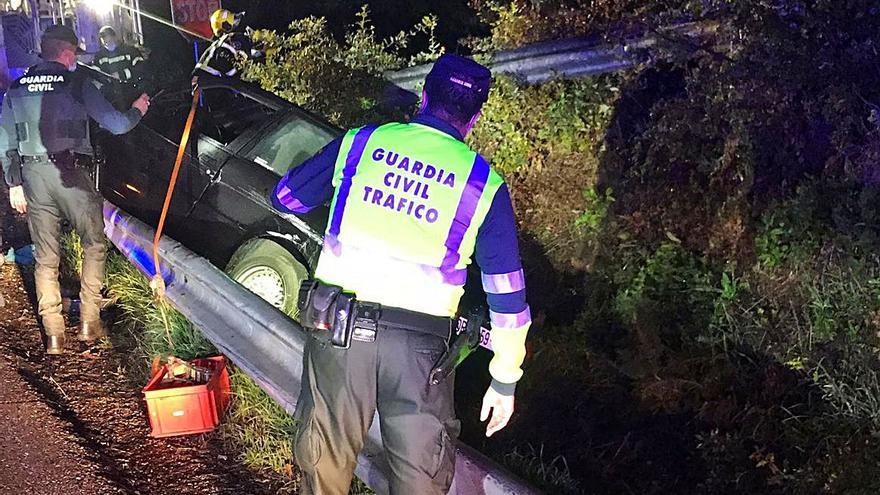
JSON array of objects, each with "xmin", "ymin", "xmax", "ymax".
[{"xmin": 77, "ymin": 319, "xmax": 106, "ymax": 342}]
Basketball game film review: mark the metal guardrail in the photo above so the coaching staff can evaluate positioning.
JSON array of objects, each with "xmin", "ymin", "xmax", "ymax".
[
  {"xmin": 102, "ymin": 201, "xmax": 540, "ymax": 495},
  {"xmin": 385, "ymin": 22, "xmax": 715, "ymax": 92}
]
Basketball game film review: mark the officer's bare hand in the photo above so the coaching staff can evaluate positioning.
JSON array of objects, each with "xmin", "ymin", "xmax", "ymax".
[
  {"xmin": 480, "ymin": 386, "xmax": 515, "ymax": 437},
  {"xmin": 132, "ymin": 93, "xmax": 150, "ymax": 115},
  {"xmin": 9, "ymin": 185, "xmax": 26, "ymax": 214}
]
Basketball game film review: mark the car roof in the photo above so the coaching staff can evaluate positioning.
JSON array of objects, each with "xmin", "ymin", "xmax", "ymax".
[{"xmin": 77, "ymin": 62, "xmax": 340, "ymax": 133}]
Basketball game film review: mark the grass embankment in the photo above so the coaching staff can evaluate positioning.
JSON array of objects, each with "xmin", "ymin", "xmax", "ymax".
[{"xmin": 456, "ymin": 2, "xmax": 880, "ymax": 493}]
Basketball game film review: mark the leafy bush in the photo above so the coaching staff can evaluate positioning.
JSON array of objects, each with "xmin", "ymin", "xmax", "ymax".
[
  {"xmin": 468, "ymin": 75, "xmax": 621, "ymax": 267},
  {"xmin": 463, "ymin": 1, "xmax": 880, "ymax": 492},
  {"xmin": 242, "ymin": 6, "xmax": 441, "ymax": 127}
]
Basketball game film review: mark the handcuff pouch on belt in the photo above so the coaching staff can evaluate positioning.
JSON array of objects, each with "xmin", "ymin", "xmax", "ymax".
[
  {"xmin": 298, "ymin": 280, "xmax": 380, "ymax": 349},
  {"xmin": 52, "ymin": 151, "xmax": 77, "ymax": 171}
]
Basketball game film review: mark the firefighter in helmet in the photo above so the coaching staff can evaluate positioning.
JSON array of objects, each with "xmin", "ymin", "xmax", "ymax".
[
  {"xmin": 94, "ymin": 26, "xmax": 144, "ymax": 83},
  {"xmin": 193, "ymin": 9, "xmax": 261, "ymax": 79}
]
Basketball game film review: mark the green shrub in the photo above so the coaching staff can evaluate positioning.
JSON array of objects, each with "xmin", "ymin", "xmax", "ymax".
[
  {"xmin": 575, "ymin": 187, "xmax": 614, "ymax": 236},
  {"xmin": 468, "ymin": 75, "xmax": 621, "ymax": 268},
  {"xmin": 610, "ymin": 242, "xmax": 716, "ymax": 360},
  {"xmin": 707, "ymin": 181, "xmax": 880, "ymax": 431},
  {"xmin": 242, "ymin": 6, "xmax": 441, "ymax": 128}
]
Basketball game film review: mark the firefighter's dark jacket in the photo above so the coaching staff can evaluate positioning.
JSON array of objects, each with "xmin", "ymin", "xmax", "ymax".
[
  {"xmin": 0, "ymin": 61, "xmax": 143, "ymax": 186},
  {"xmin": 94, "ymin": 43, "xmax": 144, "ymax": 82},
  {"xmin": 194, "ymin": 32, "xmax": 255, "ymax": 77}
]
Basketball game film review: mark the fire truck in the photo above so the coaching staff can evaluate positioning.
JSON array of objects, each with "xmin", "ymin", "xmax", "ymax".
[{"xmin": 0, "ymin": 0, "xmax": 144, "ymax": 88}]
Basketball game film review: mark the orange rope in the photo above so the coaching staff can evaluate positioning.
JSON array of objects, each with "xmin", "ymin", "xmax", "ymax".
[{"xmin": 152, "ymin": 86, "xmax": 202, "ymax": 284}]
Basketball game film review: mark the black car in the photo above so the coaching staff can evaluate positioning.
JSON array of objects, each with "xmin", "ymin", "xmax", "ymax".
[{"xmin": 93, "ymin": 71, "xmax": 340, "ymax": 316}]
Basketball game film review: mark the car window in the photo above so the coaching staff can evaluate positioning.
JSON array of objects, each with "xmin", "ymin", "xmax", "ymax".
[
  {"xmin": 142, "ymin": 89, "xmax": 192, "ymax": 142},
  {"xmin": 141, "ymin": 87, "xmax": 277, "ymax": 147},
  {"xmin": 200, "ymin": 88, "xmax": 277, "ymax": 147},
  {"xmin": 245, "ymin": 113, "xmax": 336, "ymax": 176}
]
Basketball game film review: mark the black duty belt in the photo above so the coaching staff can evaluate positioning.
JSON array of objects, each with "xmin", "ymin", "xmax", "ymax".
[
  {"xmin": 21, "ymin": 154, "xmax": 51, "ymax": 163},
  {"xmin": 21, "ymin": 150, "xmax": 90, "ymax": 165},
  {"xmin": 362, "ymin": 302, "xmax": 452, "ymax": 341},
  {"xmin": 298, "ymin": 280, "xmax": 452, "ymax": 348}
]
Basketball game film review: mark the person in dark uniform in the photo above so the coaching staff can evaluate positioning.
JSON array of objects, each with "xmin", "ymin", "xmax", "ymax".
[
  {"xmin": 0, "ymin": 25, "xmax": 150, "ymax": 354},
  {"xmin": 273, "ymin": 54, "xmax": 531, "ymax": 494},
  {"xmin": 93, "ymin": 26, "xmax": 144, "ymax": 83},
  {"xmin": 193, "ymin": 9, "xmax": 261, "ymax": 79}
]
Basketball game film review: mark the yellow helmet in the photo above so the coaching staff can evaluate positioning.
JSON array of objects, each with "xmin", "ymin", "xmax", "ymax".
[{"xmin": 210, "ymin": 9, "xmax": 242, "ymax": 36}]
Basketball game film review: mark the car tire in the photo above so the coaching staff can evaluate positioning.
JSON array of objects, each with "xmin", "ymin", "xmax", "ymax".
[{"xmin": 226, "ymin": 239, "xmax": 308, "ymax": 318}]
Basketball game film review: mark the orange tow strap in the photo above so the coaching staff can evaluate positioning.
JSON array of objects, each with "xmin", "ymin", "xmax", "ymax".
[{"xmin": 150, "ymin": 85, "xmax": 202, "ymax": 297}]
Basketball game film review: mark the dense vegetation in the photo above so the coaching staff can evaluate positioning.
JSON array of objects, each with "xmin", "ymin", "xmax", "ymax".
[{"xmin": 78, "ymin": 0, "xmax": 880, "ymax": 493}]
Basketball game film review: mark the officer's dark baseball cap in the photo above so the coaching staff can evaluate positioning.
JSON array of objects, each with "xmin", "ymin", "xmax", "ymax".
[
  {"xmin": 424, "ymin": 54, "xmax": 491, "ymax": 103},
  {"xmin": 41, "ymin": 24, "xmax": 84, "ymax": 53}
]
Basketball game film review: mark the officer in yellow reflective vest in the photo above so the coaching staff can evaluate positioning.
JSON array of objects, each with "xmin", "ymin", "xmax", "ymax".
[{"xmin": 271, "ymin": 54, "xmax": 531, "ymax": 494}]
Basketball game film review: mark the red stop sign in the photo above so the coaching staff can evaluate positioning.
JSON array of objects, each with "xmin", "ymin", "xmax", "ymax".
[{"xmin": 170, "ymin": 0, "xmax": 222, "ymax": 40}]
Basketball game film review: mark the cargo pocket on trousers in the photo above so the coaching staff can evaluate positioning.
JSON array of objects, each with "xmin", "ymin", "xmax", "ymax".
[
  {"xmin": 429, "ymin": 426, "xmax": 456, "ymax": 484},
  {"xmin": 293, "ymin": 414, "xmax": 323, "ymax": 469}
]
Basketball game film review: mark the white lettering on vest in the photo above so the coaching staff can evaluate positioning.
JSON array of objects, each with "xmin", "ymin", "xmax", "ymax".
[
  {"xmin": 27, "ymin": 83, "xmax": 55, "ymax": 92},
  {"xmin": 20, "ymin": 75, "xmax": 64, "ymax": 85}
]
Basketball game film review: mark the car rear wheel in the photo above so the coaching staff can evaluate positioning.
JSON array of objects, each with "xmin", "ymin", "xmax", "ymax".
[{"xmin": 226, "ymin": 239, "xmax": 307, "ymax": 318}]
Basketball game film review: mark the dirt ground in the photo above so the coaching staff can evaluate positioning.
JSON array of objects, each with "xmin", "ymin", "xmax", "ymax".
[{"xmin": 0, "ymin": 262, "xmax": 284, "ymax": 495}]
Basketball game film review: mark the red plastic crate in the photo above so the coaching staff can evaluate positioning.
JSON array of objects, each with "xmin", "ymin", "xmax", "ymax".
[{"xmin": 143, "ymin": 356, "xmax": 231, "ymax": 438}]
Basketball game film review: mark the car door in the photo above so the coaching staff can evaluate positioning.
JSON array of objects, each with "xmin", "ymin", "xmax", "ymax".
[
  {"xmin": 185, "ymin": 108, "xmax": 339, "ymax": 266},
  {"xmin": 98, "ymin": 85, "xmax": 220, "ymax": 224},
  {"xmin": 97, "ymin": 85, "xmax": 196, "ymax": 221},
  {"xmin": 172, "ymin": 86, "xmax": 283, "ymax": 263}
]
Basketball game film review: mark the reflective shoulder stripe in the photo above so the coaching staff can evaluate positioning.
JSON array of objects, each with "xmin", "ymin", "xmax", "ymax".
[
  {"xmin": 439, "ymin": 154, "xmax": 488, "ymax": 274},
  {"xmin": 490, "ymin": 306, "xmax": 532, "ymax": 329},
  {"xmin": 327, "ymin": 125, "xmax": 378, "ymax": 241},
  {"xmin": 123, "ymin": 68, "xmax": 132, "ymax": 80},
  {"xmin": 482, "ymin": 269, "xmax": 525, "ymax": 294}
]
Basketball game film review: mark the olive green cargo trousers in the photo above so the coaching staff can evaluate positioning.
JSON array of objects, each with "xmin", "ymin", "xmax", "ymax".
[
  {"xmin": 22, "ymin": 156, "xmax": 106, "ymax": 334},
  {"xmin": 294, "ymin": 325, "xmax": 459, "ymax": 495}
]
